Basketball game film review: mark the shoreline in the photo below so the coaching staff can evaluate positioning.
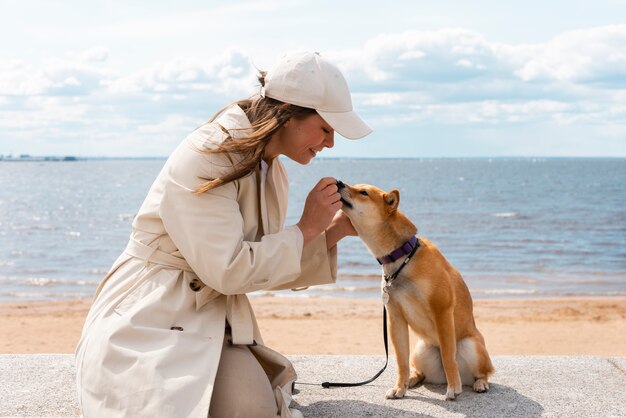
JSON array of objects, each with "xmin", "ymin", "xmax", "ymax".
[{"xmin": 1, "ymin": 296, "xmax": 624, "ymax": 355}]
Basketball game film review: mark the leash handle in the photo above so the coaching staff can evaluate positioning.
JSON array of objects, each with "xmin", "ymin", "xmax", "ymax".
[{"xmin": 320, "ymin": 305, "xmax": 388, "ymax": 388}]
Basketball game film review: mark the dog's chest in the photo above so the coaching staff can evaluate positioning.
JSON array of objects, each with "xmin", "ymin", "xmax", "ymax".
[{"xmin": 382, "ymin": 277, "xmax": 436, "ymax": 338}]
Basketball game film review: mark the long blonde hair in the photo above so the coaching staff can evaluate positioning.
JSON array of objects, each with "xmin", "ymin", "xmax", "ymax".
[{"xmin": 195, "ymin": 76, "xmax": 315, "ymax": 194}]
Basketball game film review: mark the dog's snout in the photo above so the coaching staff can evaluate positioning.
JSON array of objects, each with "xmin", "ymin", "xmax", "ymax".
[{"xmin": 336, "ymin": 180, "xmax": 353, "ymax": 209}]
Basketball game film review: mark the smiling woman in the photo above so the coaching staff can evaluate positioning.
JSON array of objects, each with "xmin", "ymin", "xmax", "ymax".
[
  {"xmin": 194, "ymin": 96, "xmax": 318, "ymax": 193},
  {"xmin": 265, "ymin": 112, "xmax": 335, "ymax": 164},
  {"xmin": 74, "ymin": 51, "xmax": 371, "ymax": 418}
]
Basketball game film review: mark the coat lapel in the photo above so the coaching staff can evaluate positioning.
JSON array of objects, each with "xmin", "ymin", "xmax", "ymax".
[
  {"xmin": 262, "ymin": 159, "xmax": 289, "ymax": 234},
  {"xmin": 258, "ymin": 163, "xmax": 270, "ymax": 236}
]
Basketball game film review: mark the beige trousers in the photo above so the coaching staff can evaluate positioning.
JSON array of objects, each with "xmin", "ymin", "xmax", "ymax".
[{"xmin": 209, "ymin": 332, "xmax": 281, "ymax": 418}]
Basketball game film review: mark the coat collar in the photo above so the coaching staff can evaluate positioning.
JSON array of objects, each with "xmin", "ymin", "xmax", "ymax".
[{"xmin": 214, "ymin": 105, "xmax": 253, "ymax": 140}]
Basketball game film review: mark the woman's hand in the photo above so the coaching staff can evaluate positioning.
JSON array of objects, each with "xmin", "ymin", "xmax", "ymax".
[
  {"xmin": 324, "ymin": 210, "xmax": 357, "ymax": 250},
  {"xmin": 297, "ymin": 177, "xmax": 342, "ymax": 246}
]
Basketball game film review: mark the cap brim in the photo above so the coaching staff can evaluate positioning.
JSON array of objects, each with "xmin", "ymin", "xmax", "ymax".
[{"xmin": 317, "ymin": 110, "xmax": 373, "ymax": 140}]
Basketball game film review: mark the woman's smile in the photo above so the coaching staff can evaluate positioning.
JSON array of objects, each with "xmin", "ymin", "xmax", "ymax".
[{"xmin": 266, "ymin": 113, "xmax": 335, "ymax": 164}]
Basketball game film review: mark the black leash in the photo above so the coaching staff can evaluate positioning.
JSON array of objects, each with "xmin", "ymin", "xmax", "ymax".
[
  {"xmin": 296, "ymin": 238, "xmax": 420, "ymax": 389},
  {"xmin": 293, "ymin": 307, "xmax": 388, "ymax": 389},
  {"xmin": 320, "ymin": 304, "xmax": 390, "ymax": 388}
]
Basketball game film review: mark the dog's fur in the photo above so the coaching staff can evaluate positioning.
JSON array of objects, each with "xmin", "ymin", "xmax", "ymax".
[{"xmin": 338, "ymin": 182, "xmax": 494, "ymax": 400}]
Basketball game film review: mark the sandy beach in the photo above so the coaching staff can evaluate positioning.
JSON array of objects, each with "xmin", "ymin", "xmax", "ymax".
[{"xmin": 1, "ymin": 296, "xmax": 624, "ymax": 355}]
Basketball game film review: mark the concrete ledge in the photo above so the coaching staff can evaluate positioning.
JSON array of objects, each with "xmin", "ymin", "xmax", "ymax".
[{"xmin": 1, "ymin": 354, "xmax": 625, "ymax": 417}]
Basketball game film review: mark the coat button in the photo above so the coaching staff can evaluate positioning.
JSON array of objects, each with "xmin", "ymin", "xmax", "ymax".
[{"xmin": 189, "ymin": 278, "xmax": 202, "ymax": 292}]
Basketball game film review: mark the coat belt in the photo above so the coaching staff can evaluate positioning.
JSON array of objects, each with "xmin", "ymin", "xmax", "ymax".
[
  {"xmin": 124, "ymin": 237, "xmax": 194, "ymax": 272},
  {"xmin": 123, "ymin": 237, "xmax": 256, "ymax": 345}
]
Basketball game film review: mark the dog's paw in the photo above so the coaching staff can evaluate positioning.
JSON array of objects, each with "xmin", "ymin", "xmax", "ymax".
[
  {"xmin": 385, "ymin": 386, "xmax": 407, "ymax": 399},
  {"xmin": 446, "ymin": 385, "xmax": 462, "ymax": 400},
  {"xmin": 408, "ymin": 371, "xmax": 425, "ymax": 388},
  {"xmin": 473, "ymin": 378, "xmax": 489, "ymax": 393}
]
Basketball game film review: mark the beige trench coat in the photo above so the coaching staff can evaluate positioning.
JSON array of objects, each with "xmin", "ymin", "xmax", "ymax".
[{"xmin": 75, "ymin": 105, "xmax": 338, "ymax": 418}]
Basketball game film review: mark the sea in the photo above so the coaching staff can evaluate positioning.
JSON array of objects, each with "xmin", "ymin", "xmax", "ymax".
[{"xmin": 1, "ymin": 157, "xmax": 625, "ymax": 302}]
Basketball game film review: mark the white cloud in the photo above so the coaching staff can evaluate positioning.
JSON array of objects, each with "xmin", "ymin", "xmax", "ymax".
[
  {"xmin": 358, "ymin": 92, "xmax": 409, "ymax": 107},
  {"xmin": 80, "ymin": 48, "xmax": 109, "ymax": 63},
  {"xmin": 337, "ymin": 28, "xmax": 497, "ymax": 84},
  {"xmin": 514, "ymin": 25, "xmax": 626, "ymax": 83},
  {"xmin": 369, "ymin": 100, "xmax": 571, "ymax": 126},
  {"xmin": 0, "ymin": 53, "xmax": 116, "ymax": 96},
  {"xmin": 136, "ymin": 114, "xmax": 199, "ymax": 143},
  {"xmin": 104, "ymin": 49, "xmax": 256, "ymax": 97},
  {"xmin": 1, "ymin": 24, "xmax": 625, "ymax": 157},
  {"xmin": 336, "ymin": 25, "xmax": 626, "ymax": 91}
]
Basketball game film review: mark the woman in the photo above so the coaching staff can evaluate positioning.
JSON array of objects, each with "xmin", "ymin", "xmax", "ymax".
[{"xmin": 75, "ymin": 51, "xmax": 372, "ymax": 418}]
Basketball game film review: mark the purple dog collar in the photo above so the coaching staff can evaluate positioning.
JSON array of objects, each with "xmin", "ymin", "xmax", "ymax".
[{"xmin": 376, "ymin": 236, "xmax": 419, "ymax": 265}]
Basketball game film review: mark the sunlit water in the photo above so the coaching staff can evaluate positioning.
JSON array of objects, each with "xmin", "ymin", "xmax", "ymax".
[{"xmin": 1, "ymin": 157, "xmax": 624, "ymax": 301}]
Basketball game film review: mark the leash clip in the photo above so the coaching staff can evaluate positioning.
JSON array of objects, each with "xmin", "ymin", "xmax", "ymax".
[{"xmin": 382, "ymin": 288, "xmax": 390, "ymax": 305}]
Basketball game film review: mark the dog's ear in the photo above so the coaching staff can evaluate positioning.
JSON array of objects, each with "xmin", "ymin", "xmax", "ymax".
[{"xmin": 384, "ymin": 189, "xmax": 400, "ymax": 212}]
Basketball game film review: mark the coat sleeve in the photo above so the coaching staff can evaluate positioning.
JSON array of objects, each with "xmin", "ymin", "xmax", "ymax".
[
  {"xmin": 157, "ymin": 139, "xmax": 335, "ymax": 295},
  {"xmin": 266, "ymin": 227, "xmax": 338, "ymax": 291}
]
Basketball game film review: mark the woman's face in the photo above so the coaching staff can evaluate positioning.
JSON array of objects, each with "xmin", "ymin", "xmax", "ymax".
[{"xmin": 267, "ymin": 113, "xmax": 335, "ymax": 164}]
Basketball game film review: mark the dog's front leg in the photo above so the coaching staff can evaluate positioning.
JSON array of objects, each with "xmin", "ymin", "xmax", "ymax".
[
  {"xmin": 434, "ymin": 309, "xmax": 462, "ymax": 400},
  {"xmin": 385, "ymin": 308, "xmax": 410, "ymax": 399}
]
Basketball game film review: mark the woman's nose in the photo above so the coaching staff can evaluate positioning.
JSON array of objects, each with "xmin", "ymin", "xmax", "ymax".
[{"xmin": 324, "ymin": 131, "xmax": 335, "ymax": 148}]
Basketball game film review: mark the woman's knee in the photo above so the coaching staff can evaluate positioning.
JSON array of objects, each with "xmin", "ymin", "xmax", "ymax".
[{"xmin": 209, "ymin": 342, "xmax": 278, "ymax": 417}]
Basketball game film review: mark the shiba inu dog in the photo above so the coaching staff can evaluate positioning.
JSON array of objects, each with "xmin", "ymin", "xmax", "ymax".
[{"xmin": 337, "ymin": 181, "xmax": 494, "ymax": 400}]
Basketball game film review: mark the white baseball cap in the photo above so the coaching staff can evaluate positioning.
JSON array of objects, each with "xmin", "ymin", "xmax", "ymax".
[{"xmin": 261, "ymin": 51, "xmax": 372, "ymax": 140}]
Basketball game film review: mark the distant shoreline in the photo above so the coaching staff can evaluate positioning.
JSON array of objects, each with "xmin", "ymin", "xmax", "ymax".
[
  {"xmin": 2, "ymin": 156, "xmax": 625, "ymax": 162},
  {"xmin": 0, "ymin": 156, "xmax": 79, "ymax": 162},
  {"xmin": 0, "ymin": 156, "xmax": 165, "ymax": 162}
]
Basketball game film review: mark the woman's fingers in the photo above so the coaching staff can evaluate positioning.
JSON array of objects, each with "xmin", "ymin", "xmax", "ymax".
[
  {"xmin": 323, "ymin": 184, "xmax": 339, "ymax": 198},
  {"xmin": 313, "ymin": 177, "xmax": 337, "ymax": 192},
  {"xmin": 311, "ymin": 178, "xmax": 341, "ymax": 205},
  {"xmin": 313, "ymin": 177, "xmax": 342, "ymax": 202},
  {"xmin": 297, "ymin": 178, "xmax": 345, "ymax": 245}
]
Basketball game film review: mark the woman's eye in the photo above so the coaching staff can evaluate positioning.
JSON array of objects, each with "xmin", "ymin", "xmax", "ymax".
[
  {"xmin": 322, "ymin": 128, "xmax": 330, "ymax": 134},
  {"xmin": 359, "ymin": 190, "xmax": 368, "ymax": 196}
]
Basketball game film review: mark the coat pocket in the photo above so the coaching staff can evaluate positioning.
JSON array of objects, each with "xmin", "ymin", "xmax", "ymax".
[
  {"xmin": 113, "ymin": 267, "xmax": 183, "ymax": 318},
  {"xmin": 113, "ymin": 265, "xmax": 162, "ymax": 316},
  {"xmin": 113, "ymin": 278, "xmax": 151, "ymax": 316}
]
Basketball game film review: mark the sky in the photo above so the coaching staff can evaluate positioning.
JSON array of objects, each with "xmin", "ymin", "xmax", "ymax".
[{"xmin": 1, "ymin": 0, "xmax": 625, "ymax": 158}]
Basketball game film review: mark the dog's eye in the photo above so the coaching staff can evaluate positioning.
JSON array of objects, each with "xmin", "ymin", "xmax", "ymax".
[{"xmin": 359, "ymin": 190, "xmax": 368, "ymax": 196}]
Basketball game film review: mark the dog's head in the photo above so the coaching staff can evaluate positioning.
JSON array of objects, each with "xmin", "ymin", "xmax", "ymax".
[
  {"xmin": 337, "ymin": 180, "xmax": 400, "ymax": 234},
  {"xmin": 338, "ymin": 180, "xmax": 417, "ymax": 259}
]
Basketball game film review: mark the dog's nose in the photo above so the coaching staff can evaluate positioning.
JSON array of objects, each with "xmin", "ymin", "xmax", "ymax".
[{"xmin": 336, "ymin": 180, "xmax": 345, "ymax": 190}]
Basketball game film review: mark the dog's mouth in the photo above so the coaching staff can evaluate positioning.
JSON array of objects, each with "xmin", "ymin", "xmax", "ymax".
[
  {"xmin": 340, "ymin": 196, "xmax": 353, "ymax": 209},
  {"xmin": 337, "ymin": 180, "xmax": 353, "ymax": 209}
]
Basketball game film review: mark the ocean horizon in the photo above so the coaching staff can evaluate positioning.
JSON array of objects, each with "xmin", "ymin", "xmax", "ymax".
[
  {"xmin": 1, "ymin": 157, "xmax": 624, "ymax": 302},
  {"xmin": 3, "ymin": 155, "xmax": 626, "ymax": 160}
]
